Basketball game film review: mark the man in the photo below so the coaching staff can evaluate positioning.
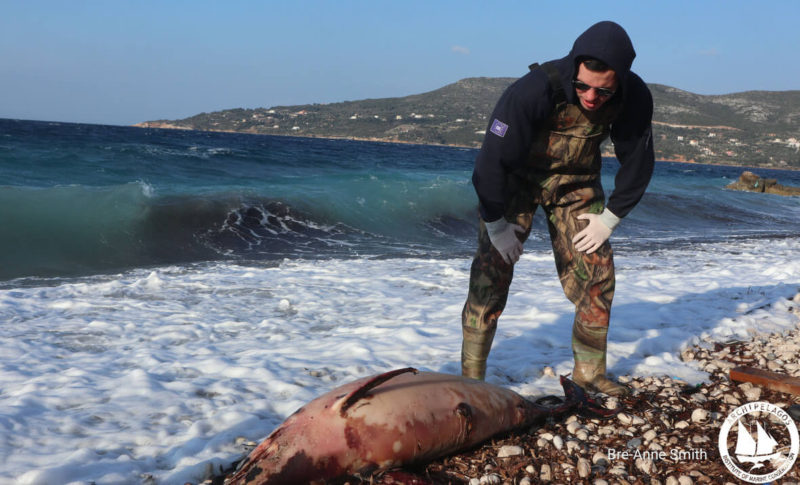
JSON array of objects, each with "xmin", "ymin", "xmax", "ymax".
[{"xmin": 461, "ymin": 21, "xmax": 654, "ymax": 396}]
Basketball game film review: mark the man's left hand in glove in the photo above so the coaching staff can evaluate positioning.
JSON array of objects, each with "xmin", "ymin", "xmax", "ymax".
[{"xmin": 572, "ymin": 208, "xmax": 620, "ymax": 254}]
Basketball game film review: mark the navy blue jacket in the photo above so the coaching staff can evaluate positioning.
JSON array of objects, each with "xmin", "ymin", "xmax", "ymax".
[{"xmin": 472, "ymin": 21, "xmax": 655, "ymax": 222}]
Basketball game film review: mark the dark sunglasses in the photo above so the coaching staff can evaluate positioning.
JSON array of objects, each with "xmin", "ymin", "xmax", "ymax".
[{"xmin": 572, "ymin": 80, "xmax": 616, "ymax": 98}]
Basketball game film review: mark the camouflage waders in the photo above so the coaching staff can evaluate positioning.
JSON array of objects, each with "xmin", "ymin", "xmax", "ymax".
[{"xmin": 462, "ymin": 101, "xmax": 620, "ymax": 392}]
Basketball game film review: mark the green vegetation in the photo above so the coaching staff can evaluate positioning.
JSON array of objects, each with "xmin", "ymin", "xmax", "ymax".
[{"xmin": 138, "ymin": 79, "xmax": 800, "ymax": 169}]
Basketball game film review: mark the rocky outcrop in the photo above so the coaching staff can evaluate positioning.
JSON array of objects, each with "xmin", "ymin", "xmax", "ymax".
[{"xmin": 726, "ymin": 170, "xmax": 800, "ymax": 196}]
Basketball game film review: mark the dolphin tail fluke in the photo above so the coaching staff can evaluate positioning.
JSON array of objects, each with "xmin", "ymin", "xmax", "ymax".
[{"xmin": 560, "ymin": 375, "xmax": 622, "ymax": 419}]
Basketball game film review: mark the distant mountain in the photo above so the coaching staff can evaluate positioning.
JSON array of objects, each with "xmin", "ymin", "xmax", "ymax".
[{"xmin": 136, "ymin": 78, "xmax": 800, "ymax": 169}]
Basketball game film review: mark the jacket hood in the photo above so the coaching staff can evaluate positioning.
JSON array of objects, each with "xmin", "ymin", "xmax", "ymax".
[{"xmin": 568, "ymin": 21, "xmax": 636, "ymax": 83}]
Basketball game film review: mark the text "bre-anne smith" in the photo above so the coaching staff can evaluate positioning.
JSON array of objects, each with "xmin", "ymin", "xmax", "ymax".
[{"xmin": 607, "ymin": 448, "xmax": 708, "ymax": 462}]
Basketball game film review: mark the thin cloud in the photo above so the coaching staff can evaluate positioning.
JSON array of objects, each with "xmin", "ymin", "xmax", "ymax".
[
  {"xmin": 451, "ymin": 45, "xmax": 470, "ymax": 55},
  {"xmin": 699, "ymin": 48, "xmax": 720, "ymax": 56}
]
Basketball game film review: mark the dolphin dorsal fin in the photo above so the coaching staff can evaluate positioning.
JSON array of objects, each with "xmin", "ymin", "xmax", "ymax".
[{"xmin": 339, "ymin": 367, "xmax": 418, "ymax": 416}]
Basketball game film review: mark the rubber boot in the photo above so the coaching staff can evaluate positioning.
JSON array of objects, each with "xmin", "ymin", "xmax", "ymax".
[
  {"xmin": 461, "ymin": 325, "xmax": 496, "ymax": 380},
  {"xmin": 572, "ymin": 358, "xmax": 629, "ymax": 397}
]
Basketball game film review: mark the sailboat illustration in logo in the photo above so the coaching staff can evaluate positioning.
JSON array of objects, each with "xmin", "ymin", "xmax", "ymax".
[{"xmin": 735, "ymin": 418, "xmax": 782, "ymax": 471}]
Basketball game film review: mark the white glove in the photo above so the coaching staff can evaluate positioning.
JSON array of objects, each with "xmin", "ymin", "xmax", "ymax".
[
  {"xmin": 484, "ymin": 218, "xmax": 525, "ymax": 264},
  {"xmin": 572, "ymin": 208, "xmax": 620, "ymax": 254}
]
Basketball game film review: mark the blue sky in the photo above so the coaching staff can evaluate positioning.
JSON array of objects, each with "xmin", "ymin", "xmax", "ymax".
[{"xmin": 2, "ymin": 1, "xmax": 799, "ymax": 125}]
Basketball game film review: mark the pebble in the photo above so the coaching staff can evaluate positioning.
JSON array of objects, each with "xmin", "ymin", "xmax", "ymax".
[
  {"xmin": 598, "ymin": 425, "xmax": 614, "ymax": 436},
  {"xmin": 496, "ymin": 445, "xmax": 523, "ymax": 458},
  {"xmin": 577, "ymin": 457, "xmax": 591, "ymax": 478},
  {"xmin": 552, "ymin": 435, "xmax": 563, "ymax": 450},
  {"xmin": 539, "ymin": 464, "xmax": 552, "ymax": 482},
  {"xmin": 566, "ymin": 420, "xmax": 582, "ymax": 435},
  {"xmin": 479, "ymin": 473, "xmax": 501, "ymax": 485},
  {"xmin": 743, "ymin": 386, "xmax": 761, "ymax": 401},
  {"xmin": 592, "ymin": 451, "xmax": 609, "ymax": 466},
  {"xmin": 566, "ymin": 439, "xmax": 580, "ymax": 454},
  {"xmin": 690, "ymin": 408, "xmax": 708, "ymax": 422},
  {"xmin": 636, "ymin": 457, "xmax": 655, "ymax": 475},
  {"xmin": 609, "ymin": 464, "xmax": 627, "ymax": 476},
  {"xmin": 627, "ymin": 437, "xmax": 643, "ymax": 449},
  {"xmin": 723, "ymin": 393, "xmax": 740, "ymax": 405}
]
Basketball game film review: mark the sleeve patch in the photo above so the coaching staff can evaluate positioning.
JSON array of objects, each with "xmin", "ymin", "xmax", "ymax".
[{"xmin": 489, "ymin": 119, "xmax": 509, "ymax": 138}]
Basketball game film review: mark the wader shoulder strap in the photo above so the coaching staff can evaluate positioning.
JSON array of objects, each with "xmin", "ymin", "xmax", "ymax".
[{"xmin": 528, "ymin": 61, "xmax": 566, "ymax": 108}]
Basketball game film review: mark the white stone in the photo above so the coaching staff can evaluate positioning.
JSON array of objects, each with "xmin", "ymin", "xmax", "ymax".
[
  {"xmin": 566, "ymin": 421, "xmax": 582, "ymax": 435},
  {"xmin": 497, "ymin": 445, "xmax": 524, "ymax": 458},
  {"xmin": 540, "ymin": 464, "xmax": 552, "ymax": 482},
  {"xmin": 609, "ymin": 464, "xmax": 627, "ymax": 476},
  {"xmin": 691, "ymin": 408, "xmax": 708, "ymax": 422},
  {"xmin": 598, "ymin": 425, "xmax": 615, "ymax": 436},
  {"xmin": 723, "ymin": 394, "xmax": 740, "ymax": 405},
  {"xmin": 479, "ymin": 473, "xmax": 501, "ymax": 485},
  {"xmin": 592, "ymin": 451, "xmax": 608, "ymax": 466},
  {"xmin": 577, "ymin": 458, "xmax": 591, "ymax": 478},
  {"xmin": 566, "ymin": 439, "xmax": 580, "ymax": 454},
  {"xmin": 636, "ymin": 457, "xmax": 655, "ymax": 475}
]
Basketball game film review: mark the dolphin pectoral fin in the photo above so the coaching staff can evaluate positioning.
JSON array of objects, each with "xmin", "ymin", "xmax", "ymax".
[
  {"xmin": 339, "ymin": 367, "xmax": 419, "ymax": 416},
  {"xmin": 455, "ymin": 402, "xmax": 474, "ymax": 440}
]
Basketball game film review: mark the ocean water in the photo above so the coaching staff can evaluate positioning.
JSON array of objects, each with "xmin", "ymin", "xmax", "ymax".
[
  {"xmin": 1, "ymin": 118, "xmax": 799, "ymax": 484},
  {"xmin": 3, "ymin": 118, "xmax": 799, "ymax": 282}
]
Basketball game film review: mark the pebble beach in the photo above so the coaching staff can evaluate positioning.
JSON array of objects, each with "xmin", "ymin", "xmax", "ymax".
[
  {"xmin": 402, "ymin": 292, "xmax": 800, "ymax": 485},
  {"xmin": 213, "ymin": 292, "xmax": 800, "ymax": 484}
]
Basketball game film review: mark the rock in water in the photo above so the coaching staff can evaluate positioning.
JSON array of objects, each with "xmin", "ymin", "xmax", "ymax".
[{"xmin": 726, "ymin": 170, "xmax": 800, "ymax": 196}]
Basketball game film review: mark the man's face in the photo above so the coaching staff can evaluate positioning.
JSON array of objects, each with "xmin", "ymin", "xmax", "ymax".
[{"xmin": 574, "ymin": 63, "xmax": 618, "ymax": 112}]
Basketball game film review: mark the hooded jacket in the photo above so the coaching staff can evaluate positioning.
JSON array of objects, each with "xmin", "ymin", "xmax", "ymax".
[{"xmin": 472, "ymin": 21, "xmax": 654, "ymax": 222}]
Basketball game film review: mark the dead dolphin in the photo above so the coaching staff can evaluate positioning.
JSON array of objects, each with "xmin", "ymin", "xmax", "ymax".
[{"xmin": 226, "ymin": 367, "xmax": 617, "ymax": 485}]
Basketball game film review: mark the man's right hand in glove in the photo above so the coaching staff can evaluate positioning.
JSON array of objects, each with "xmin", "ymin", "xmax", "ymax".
[{"xmin": 484, "ymin": 218, "xmax": 525, "ymax": 264}]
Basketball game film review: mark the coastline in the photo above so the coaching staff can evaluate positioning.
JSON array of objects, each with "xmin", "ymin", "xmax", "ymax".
[{"xmin": 132, "ymin": 122, "xmax": 800, "ymax": 172}]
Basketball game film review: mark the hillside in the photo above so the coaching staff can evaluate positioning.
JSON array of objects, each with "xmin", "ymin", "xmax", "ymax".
[{"xmin": 136, "ymin": 78, "xmax": 800, "ymax": 169}]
